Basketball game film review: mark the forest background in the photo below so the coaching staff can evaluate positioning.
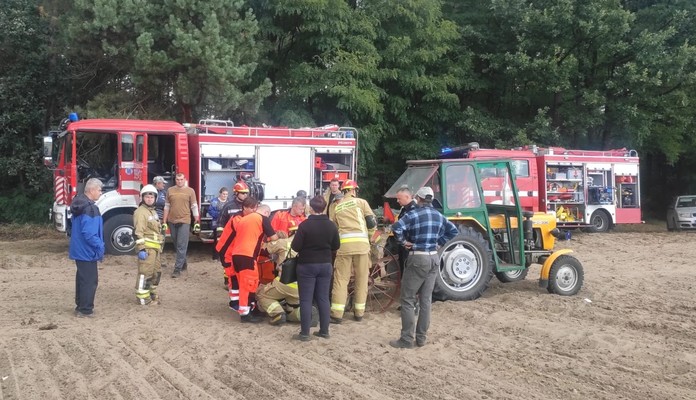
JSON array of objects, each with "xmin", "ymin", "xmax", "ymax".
[{"xmin": 2, "ymin": 0, "xmax": 696, "ymax": 223}]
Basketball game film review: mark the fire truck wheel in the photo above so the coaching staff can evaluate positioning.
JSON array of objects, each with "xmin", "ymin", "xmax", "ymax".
[
  {"xmin": 433, "ymin": 227, "xmax": 494, "ymax": 301},
  {"xmin": 587, "ymin": 210, "xmax": 611, "ymax": 233},
  {"xmin": 104, "ymin": 214, "xmax": 136, "ymax": 255},
  {"xmin": 546, "ymin": 255, "xmax": 584, "ymax": 296},
  {"xmin": 495, "ymin": 268, "xmax": 529, "ymax": 283}
]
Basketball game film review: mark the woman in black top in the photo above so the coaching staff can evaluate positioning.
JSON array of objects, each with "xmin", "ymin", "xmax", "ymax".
[{"xmin": 290, "ymin": 195, "xmax": 340, "ymax": 341}]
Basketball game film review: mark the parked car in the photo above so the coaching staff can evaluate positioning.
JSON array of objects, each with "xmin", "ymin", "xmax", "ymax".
[{"xmin": 666, "ymin": 195, "xmax": 696, "ymax": 231}]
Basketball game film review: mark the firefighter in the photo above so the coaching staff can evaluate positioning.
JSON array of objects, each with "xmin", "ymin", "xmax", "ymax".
[
  {"xmin": 133, "ymin": 184, "xmax": 165, "ymax": 305},
  {"xmin": 214, "ymin": 181, "xmax": 250, "ymax": 286},
  {"xmin": 229, "ymin": 204, "xmax": 278, "ymax": 322},
  {"xmin": 217, "ymin": 181, "xmax": 250, "ymax": 230},
  {"xmin": 255, "ymin": 230, "xmax": 319, "ymax": 326},
  {"xmin": 271, "ymin": 197, "xmax": 307, "ymax": 235},
  {"xmin": 216, "ymin": 197, "xmax": 259, "ymax": 308},
  {"xmin": 323, "ymin": 178, "xmax": 342, "ymax": 217},
  {"xmin": 329, "ymin": 180, "xmax": 377, "ymax": 323}
]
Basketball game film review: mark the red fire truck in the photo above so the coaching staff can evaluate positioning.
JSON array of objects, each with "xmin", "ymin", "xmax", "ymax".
[
  {"xmin": 439, "ymin": 143, "xmax": 641, "ymax": 232},
  {"xmin": 43, "ymin": 116, "xmax": 358, "ymax": 254}
]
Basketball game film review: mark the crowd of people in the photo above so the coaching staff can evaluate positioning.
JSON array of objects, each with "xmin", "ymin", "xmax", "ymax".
[{"xmin": 68, "ymin": 175, "xmax": 458, "ymax": 348}]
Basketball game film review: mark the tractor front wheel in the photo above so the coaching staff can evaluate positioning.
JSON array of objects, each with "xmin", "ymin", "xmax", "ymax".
[
  {"xmin": 433, "ymin": 227, "xmax": 493, "ymax": 301},
  {"xmin": 495, "ymin": 268, "xmax": 529, "ymax": 283},
  {"xmin": 547, "ymin": 255, "xmax": 584, "ymax": 296}
]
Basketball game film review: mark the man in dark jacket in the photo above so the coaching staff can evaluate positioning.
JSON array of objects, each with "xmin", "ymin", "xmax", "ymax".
[{"xmin": 69, "ymin": 178, "xmax": 105, "ymax": 318}]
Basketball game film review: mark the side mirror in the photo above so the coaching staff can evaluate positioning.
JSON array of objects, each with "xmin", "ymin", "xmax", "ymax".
[{"xmin": 43, "ymin": 136, "xmax": 54, "ymax": 167}]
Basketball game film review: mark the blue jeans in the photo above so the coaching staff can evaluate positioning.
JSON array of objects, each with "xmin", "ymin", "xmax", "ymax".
[
  {"xmin": 169, "ymin": 223, "xmax": 190, "ymax": 271},
  {"xmin": 297, "ymin": 263, "xmax": 332, "ymax": 335},
  {"xmin": 399, "ymin": 254, "xmax": 438, "ymax": 343},
  {"xmin": 75, "ymin": 260, "xmax": 98, "ymax": 315}
]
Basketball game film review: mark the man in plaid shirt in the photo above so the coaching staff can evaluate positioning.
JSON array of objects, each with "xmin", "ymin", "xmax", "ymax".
[{"xmin": 390, "ymin": 186, "xmax": 458, "ymax": 349}]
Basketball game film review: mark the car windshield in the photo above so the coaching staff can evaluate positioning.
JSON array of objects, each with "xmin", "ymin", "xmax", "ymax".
[{"xmin": 677, "ymin": 196, "xmax": 696, "ymax": 208}]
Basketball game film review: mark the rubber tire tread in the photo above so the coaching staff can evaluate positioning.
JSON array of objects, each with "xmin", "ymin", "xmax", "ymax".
[{"xmin": 433, "ymin": 226, "xmax": 493, "ymax": 301}]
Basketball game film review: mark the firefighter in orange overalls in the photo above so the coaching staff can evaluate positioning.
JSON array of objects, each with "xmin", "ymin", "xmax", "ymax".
[
  {"xmin": 216, "ymin": 197, "xmax": 259, "ymax": 310},
  {"xmin": 271, "ymin": 197, "xmax": 307, "ymax": 235},
  {"xmin": 229, "ymin": 203, "xmax": 278, "ymax": 322},
  {"xmin": 329, "ymin": 180, "xmax": 376, "ymax": 323}
]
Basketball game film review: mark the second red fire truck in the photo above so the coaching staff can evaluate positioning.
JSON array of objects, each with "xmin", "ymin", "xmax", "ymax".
[
  {"xmin": 440, "ymin": 143, "xmax": 641, "ymax": 232},
  {"xmin": 44, "ymin": 116, "xmax": 358, "ymax": 254}
]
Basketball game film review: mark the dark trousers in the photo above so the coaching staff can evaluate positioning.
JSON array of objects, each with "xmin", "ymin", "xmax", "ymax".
[
  {"xmin": 297, "ymin": 262, "xmax": 332, "ymax": 335},
  {"xmin": 75, "ymin": 260, "xmax": 98, "ymax": 315}
]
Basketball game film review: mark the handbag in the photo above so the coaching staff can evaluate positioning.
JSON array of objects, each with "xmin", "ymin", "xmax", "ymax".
[{"xmin": 279, "ymin": 248, "xmax": 298, "ymax": 284}]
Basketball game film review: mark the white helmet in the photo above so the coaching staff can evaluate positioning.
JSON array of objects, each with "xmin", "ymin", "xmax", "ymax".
[{"xmin": 140, "ymin": 184, "xmax": 158, "ymax": 197}]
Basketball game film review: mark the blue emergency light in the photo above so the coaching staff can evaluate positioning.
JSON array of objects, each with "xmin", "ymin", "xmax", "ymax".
[{"xmin": 69, "ymin": 112, "xmax": 79, "ymax": 122}]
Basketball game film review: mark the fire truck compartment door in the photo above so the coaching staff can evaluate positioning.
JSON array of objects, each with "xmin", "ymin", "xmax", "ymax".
[
  {"xmin": 613, "ymin": 163, "xmax": 638, "ymax": 175},
  {"xmin": 585, "ymin": 163, "xmax": 611, "ymax": 171},
  {"xmin": 200, "ymin": 144, "xmax": 255, "ymax": 158},
  {"xmin": 257, "ymin": 146, "xmax": 312, "ymax": 200}
]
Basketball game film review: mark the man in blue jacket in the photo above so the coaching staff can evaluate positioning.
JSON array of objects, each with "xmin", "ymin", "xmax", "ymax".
[{"xmin": 69, "ymin": 178, "xmax": 105, "ymax": 318}]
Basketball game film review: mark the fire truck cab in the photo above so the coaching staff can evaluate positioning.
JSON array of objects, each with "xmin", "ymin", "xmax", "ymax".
[{"xmin": 44, "ymin": 116, "xmax": 358, "ymax": 255}]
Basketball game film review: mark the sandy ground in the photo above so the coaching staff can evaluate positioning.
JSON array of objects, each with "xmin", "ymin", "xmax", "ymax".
[{"xmin": 0, "ymin": 226, "xmax": 694, "ymax": 400}]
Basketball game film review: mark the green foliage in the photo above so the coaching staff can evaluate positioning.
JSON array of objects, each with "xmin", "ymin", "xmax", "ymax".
[
  {"xmin": 0, "ymin": 0, "xmax": 63, "ymax": 195},
  {"xmin": 63, "ymin": 0, "xmax": 271, "ymax": 121},
  {"xmin": 3, "ymin": 0, "xmax": 696, "ymax": 220},
  {"xmin": 0, "ymin": 190, "xmax": 54, "ymax": 224}
]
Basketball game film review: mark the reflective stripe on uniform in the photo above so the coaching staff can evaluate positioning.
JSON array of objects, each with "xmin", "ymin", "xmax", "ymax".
[
  {"xmin": 273, "ymin": 276, "xmax": 298, "ymax": 288},
  {"xmin": 331, "ymin": 303, "xmax": 345, "ymax": 312},
  {"xmin": 340, "ymin": 231, "xmax": 369, "ymax": 244},
  {"xmin": 266, "ymin": 302, "xmax": 283, "ymax": 315},
  {"xmin": 353, "ymin": 303, "xmax": 365, "ymax": 311}
]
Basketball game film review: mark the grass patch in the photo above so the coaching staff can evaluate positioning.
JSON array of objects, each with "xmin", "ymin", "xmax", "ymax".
[{"xmin": 0, "ymin": 223, "xmax": 66, "ymax": 241}]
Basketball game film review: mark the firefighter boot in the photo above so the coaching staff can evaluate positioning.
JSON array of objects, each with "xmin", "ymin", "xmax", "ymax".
[
  {"xmin": 150, "ymin": 272, "xmax": 162, "ymax": 304},
  {"xmin": 135, "ymin": 274, "xmax": 151, "ymax": 305}
]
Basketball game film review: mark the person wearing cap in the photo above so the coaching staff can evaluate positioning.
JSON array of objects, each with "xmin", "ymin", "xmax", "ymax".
[
  {"xmin": 389, "ymin": 186, "xmax": 458, "ymax": 349},
  {"xmin": 328, "ymin": 180, "xmax": 376, "ymax": 323},
  {"xmin": 152, "ymin": 176, "xmax": 168, "ymax": 220},
  {"xmin": 271, "ymin": 197, "xmax": 307, "ymax": 235}
]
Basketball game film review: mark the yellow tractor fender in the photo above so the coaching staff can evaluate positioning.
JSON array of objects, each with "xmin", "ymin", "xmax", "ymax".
[{"xmin": 539, "ymin": 248, "xmax": 574, "ymax": 284}]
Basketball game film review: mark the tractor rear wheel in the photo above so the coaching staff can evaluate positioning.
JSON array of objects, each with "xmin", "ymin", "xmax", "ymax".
[
  {"xmin": 547, "ymin": 255, "xmax": 584, "ymax": 296},
  {"xmin": 495, "ymin": 268, "xmax": 529, "ymax": 283},
  {"xmin": 347, "ymin": 244, "xmax": 401, "ymax": 313},
  {"xmin": 433, "ymin": 227, "xmax": 493, "ymax": 301}
]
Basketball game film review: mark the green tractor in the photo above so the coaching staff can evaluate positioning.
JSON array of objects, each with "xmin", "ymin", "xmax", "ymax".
[{"xmin": 384, "ymin": 158, "xmax": 584, "ymax": 301}]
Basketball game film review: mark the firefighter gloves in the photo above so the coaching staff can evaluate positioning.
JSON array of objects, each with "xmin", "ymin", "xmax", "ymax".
[
  {"xmin": 138, "ymin": 250, "xmax": 148, "ymax": 260},
  {"xmin": 161, "ymin": 223, "xmax": 168, "ymax": 234},
  {"xmin": 192, "ymin": 223, "xmax": 201, "ymax": 234}
]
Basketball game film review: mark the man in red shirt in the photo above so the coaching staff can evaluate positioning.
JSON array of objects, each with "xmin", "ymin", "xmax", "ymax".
[
  {"xmin": 271, "ymin": 197, "xmax": 307, "ymax": 235},
  {"xmin": 230, "ymin": 204, "xmax": 278, "ymax": 322}
]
